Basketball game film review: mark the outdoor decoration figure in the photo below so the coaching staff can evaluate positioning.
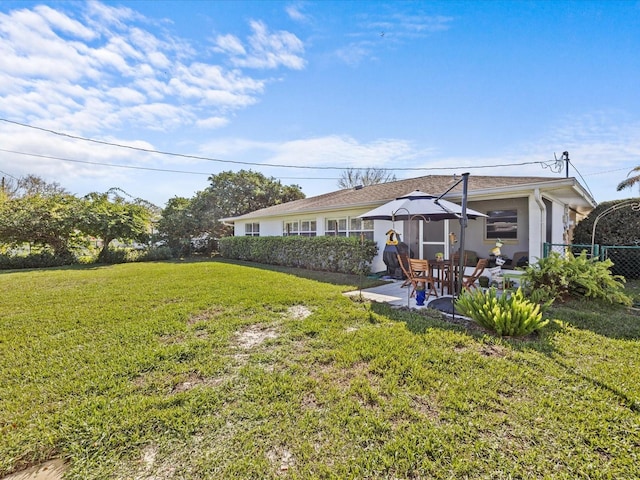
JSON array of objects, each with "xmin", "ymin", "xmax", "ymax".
[{"xmin": 489, "ymin": 239, "xmax": 505, "ymax": 288}]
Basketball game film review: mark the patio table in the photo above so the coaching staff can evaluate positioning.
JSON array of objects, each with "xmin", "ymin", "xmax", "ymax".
[{"xmin": 429, "ymin": 258, "xmax": 459, "ymax": 296}]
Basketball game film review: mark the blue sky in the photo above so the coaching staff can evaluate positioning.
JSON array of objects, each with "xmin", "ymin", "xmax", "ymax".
[{"xmin": 0, "ymin": 0, "xmax": 638, "ymax": 207}]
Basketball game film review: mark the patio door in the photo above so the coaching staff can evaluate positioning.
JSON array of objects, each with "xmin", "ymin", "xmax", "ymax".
[
  {"xmin": 421, "ymin": 220, "xmax": 449, "ymax": 260},
  {"xmin": 404, "ymin": 220, "xmax": 449, "ymax": 260}
]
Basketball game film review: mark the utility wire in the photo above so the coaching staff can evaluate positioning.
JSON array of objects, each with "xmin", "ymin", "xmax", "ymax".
[
  {"xmin": 0, "ymin": 148, "xmax": 213, "ymax": 176},
  {"xmin": 0, "ymin": 118, "xmax": 560, "ymax": 173},
  {"xmin": 568, "ymin": 160, "xmax": 595, "ymax": 199},
  {"xmin": 0, "ymin": 148, "xmax": 341, "ymax": 180},
  {"xmin": 0, "ymin": 168, "xmax": 19, "ymax": 180}
]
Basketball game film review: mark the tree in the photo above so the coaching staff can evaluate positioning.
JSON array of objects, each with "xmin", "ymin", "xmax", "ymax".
[
  {"xmin": 81, "ymin": 189, "xmax": 154, "ymax": 260},
  {"xmin": 0, "ymin": 192, "xmax": 83, "ymax": 256},
  {"xmin": 156, "ymin": 196, "xmax": 199, "ymax": 255},
  {"xmin": 337, "ymin": 168, "xmax": 397, "ymax": 189},
  {"xmin": 198, "ymin": 170, "xmax": 305, "ymax": 237},
  {"xmin": 617, "ymin": 166, "xmax": 640, "ymax": 193},
  {"xmin": 0, "ymin": 174, "xmax": 68, "ymax": 200}
]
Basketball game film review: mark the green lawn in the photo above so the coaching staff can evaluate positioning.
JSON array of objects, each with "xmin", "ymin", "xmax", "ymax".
[{"xmin": 1, "ymin": 260, "xmax": 639, "ymax": 479}]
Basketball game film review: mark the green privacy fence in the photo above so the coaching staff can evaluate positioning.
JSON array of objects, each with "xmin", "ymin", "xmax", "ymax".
[{"xmin": 543, "ymin": 243, "xmax": 640, "ymax": 279}]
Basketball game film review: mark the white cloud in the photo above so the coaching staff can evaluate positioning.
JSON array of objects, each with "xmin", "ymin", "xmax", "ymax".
[
  {"xmin": 335, "ymin": 42, "xmax": 376, "ymax": 67},
  {"xmin": 34, "ymin": 4, "xmax": 97, "ymax": 40},
  {"xmin": 0, "ymin": 1, "xmax": 305, "ymax": 136},
  {"xmin": 214, "ymin": 33, "xmax": 246, "ymax": 56},
  {"xmin": 221, "ymin": 20, "xmax": 306, "ymax": 70},
  {"xmin": 200, "ymin": 135, "xmax": 427, "ymax": 169},
  {"xmin": 285, "ymin": 3, "xmax": 310, "ymax": 23},
  {"xmin": 332, "ymin": 10, "xmax": 453, "ymax": 66},
  {"xmin": 196, "ymin": 116, "xmax": 230, "ymax": 129}
]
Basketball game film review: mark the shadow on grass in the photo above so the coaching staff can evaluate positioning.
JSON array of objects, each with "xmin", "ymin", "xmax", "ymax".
[
  {"xmin": 547, "ymin": 298, "xmax": 640, "ymax": 340},
  {"xmin": 214, "ymin": 257, "xmax": 388, "ymax": 289},
  {"xmin": 368, "ymin": 300, "xmax": 558, "ymax": 354}
]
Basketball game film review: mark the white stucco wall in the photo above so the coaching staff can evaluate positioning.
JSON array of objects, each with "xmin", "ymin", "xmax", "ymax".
[{"xmin": 231, "ymin": 192, "xmax": 583, "ymax": 273}]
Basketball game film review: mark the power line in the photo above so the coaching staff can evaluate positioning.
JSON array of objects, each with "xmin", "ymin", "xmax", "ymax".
[
  {"xmin": 0, "ymin": 168, "xmax": 19, "ymax": 180},
  {"xmin": 0, "ymin": 149, "xmax": 345, "ymax": 180},
  {"xmin": 0, "ymin": 118, "xmax": 560, "ymax": 172},
  {"xmin": 0, "ymin": 148, "xmax": 213, "ymax": 176},
  {"xmin": 568, "ymin": 159, "xmax": 595, "ymax": 199}
]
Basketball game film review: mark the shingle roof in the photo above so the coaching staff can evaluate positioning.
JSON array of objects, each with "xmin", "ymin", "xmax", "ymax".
[{"xmin": 225, "ymin": 174, "xmax": 590, "ymax": 221}]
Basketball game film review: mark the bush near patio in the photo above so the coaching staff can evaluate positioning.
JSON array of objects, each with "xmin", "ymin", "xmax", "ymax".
[
  {"xmin": 1, "ymin": 261, "xmax": 640, "ymax": 479},
  {"xmin": 522, "ymin": 251, "xmax": 632, "ymax": 306},
  {"xmin": 455, "ymin": 287, "xmax": 550, "ymax": 337},
  {"xmin": 219, "ymin": 235, "xmax": 378, "ymax": 275}
]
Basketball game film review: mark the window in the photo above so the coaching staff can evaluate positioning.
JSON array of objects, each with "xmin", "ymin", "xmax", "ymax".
[
  {"xmin": 300, "ymin": 220, "xmax": 317, "ymax": 237},
  {"xmin": 325, "ymin": 217, "xmax": 373, "ymax": 240},
  {"xmin": 486, "ymin": 210, "xmax": 517, "ymax": 240},
  {"xmin": 245, "ymin": 222, "xmax": 260, "ymax": 236},
  {"xmin": 326, "ymin": 218, "xmax": 347, "ymax": 237},
  {"xmin": 283, "ymin": 221, "xmax": 299, "ymax": 236},
  {"xmin": 283, "ymin": 220, "xmax": 317, "ymax": 236},
  {"xmin": 349, "ymin": 217, "xmax": 374, "ymax": 241}
]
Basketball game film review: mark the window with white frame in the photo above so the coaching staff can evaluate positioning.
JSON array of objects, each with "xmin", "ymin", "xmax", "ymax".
[
  {"xmin": 349, "ymin": 217, "xmax": 374, "ymax": 241},
  {"xmin": 283, "ymin": 220, "xmax": 299, "ymax": 236},
  {"xmin": 300, "ymin": 220, "xmax": 317, "ymax": 237},
  {"xmin": 283, "ymin": 220, "xmax": 317, "ymax": 236},
  {"xmin": 244, "ymin": 222, "xmax": 260, "ymax": 236},
  {"xmin": 325, "ymin": 217, "xmax": 373, "ymax": 239},
  {"xmin": 325, "ymin": 218, "xmax": 347, "ymax": 237}
]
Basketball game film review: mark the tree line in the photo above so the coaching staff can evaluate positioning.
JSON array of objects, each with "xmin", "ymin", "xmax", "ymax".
[{"xmin": 0, "ymin": 170, "xmax": 304, "ymax": 264}]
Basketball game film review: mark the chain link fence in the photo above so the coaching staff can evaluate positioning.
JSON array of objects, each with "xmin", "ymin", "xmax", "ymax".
[{"xmin": 543, "ymin": 243, "xmax": 640, "ymax": 279}]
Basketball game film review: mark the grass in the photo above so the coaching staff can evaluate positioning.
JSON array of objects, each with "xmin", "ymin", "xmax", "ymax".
[{"xmin": 1, "ymin": 259, "xmax": 639, "ymax": 479}]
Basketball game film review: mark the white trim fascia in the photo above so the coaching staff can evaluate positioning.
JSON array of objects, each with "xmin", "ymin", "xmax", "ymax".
[
  {"xmin": 221, "ymin": 200, "xmax": 392, "ymax": 223},
  {"xmin": 441, "ymin": 178, "xmax": 596, "ymax": 207},
  {"xmin": 222, "ymin": 178, "xmax": 596, "ymax": 223}
]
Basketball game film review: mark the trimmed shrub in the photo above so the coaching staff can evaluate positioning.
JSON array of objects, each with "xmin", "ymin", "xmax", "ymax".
[
  {"xmin": 96, "ymin": 246, "xmax": 173, "ymax": 264},
  {"xmin": 218, "ymin": 236, "xmax": 378, "ymax": 275},
  {"xmin": 573, "ymin": 197, "xmax": 640, "ymax": 246},
  {"xmin": 0, "ymin": 251, "xmax": 77, "ymax": 270},
  {"xmin": 456, "ymin": 287, "xmax": 549, "ymax": 337}
]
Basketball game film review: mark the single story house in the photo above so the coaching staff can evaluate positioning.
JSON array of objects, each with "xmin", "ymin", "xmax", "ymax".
[{"xmin": 222, "ymin": 175, "xmax": 596, "ymax": 273}]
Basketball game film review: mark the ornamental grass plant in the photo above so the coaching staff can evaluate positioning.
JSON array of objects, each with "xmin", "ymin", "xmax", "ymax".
[{"xmin": 455, "ymin": 287, "xmax": 550, "ymax": 337}]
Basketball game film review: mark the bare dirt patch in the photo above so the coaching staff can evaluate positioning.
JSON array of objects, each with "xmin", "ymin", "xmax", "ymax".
[
  {"xmin": 1, "ymin": 459, "xmax": 66, "ymax": 480},
  {"xmin": 267, "ymin": 446, "xmax": 295, "ymax": 474},
  {"xmin": 285, "ymin": 305, "xmax": 312, "ymax": 320},
  {"xmin": 235, "ymin": 325, "xmax": 279, "ymax": 349},
  {"xmin": 479, "ymin": 344, "xmax": 508, "ymax": 357},
  {"xmin": 187, "ymin": 306, "xmax": 226, "ymax": 325},
  {"xmin": 172, "ymin": 373, "xmax": 225, "ymax": 393}
]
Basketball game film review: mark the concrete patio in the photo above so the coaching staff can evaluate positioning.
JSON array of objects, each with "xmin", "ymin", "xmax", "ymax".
[
  {"xmin": 344, "ymin": 267, "xmax": 526, "ymax": 312},
  {"xmin": 344, "ymin": 278, "xmax": 455, "ymax": 310}
]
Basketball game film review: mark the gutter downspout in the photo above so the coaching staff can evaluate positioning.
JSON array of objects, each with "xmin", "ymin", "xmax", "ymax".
[{"xmin": 534, "ymin": 188, "xmax": 546, "ymax": 260}]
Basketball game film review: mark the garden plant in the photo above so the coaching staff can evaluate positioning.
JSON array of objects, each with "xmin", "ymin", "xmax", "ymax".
[{"xmin": 455, "ymin": 287, "xmax": 550, "ymax": 337}]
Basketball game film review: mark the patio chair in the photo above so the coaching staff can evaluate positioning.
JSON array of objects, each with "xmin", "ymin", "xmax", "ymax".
[
  {"xmin": 396, "ymin": 253, "xmax": 413, "ymax": 288},
  {"xmin": 408, "ymin": 259, "xmax": 439, "ymax": 299},
  {"xmin": 462, "ymin": 258, "xmax": 488, "ymax": 291}
]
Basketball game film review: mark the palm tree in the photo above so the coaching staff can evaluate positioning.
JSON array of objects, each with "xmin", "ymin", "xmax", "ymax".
[{"xmin": 617, "ymin": 166, "xmax": 640, "ymax": 192}]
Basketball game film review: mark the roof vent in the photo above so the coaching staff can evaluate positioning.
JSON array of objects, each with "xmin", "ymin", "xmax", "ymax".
[{"xmin": 354, "ymin": 184, "xmax": 364, "ymax": 190}]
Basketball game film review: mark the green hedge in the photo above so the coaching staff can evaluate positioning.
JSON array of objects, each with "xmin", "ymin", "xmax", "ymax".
[
  {"xmin": 0, "ymin": 251, "xmax": 77, "ymax": 270},
  {"xmin": 0, "ymin": 246, "xmax": 173, "ymax": 270},
  {"xmin": 219, "ymin": 236, "xmax": 378, "ymax": 275}
]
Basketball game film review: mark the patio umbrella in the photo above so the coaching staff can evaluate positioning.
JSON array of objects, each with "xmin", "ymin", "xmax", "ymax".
[
  {"xmin": 358, "ymin": 190, "xmax": 486, "ymax": 221},
  {"xmin": 359, "ymin": 176, "xmax": 486, "ymax": 309}
]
